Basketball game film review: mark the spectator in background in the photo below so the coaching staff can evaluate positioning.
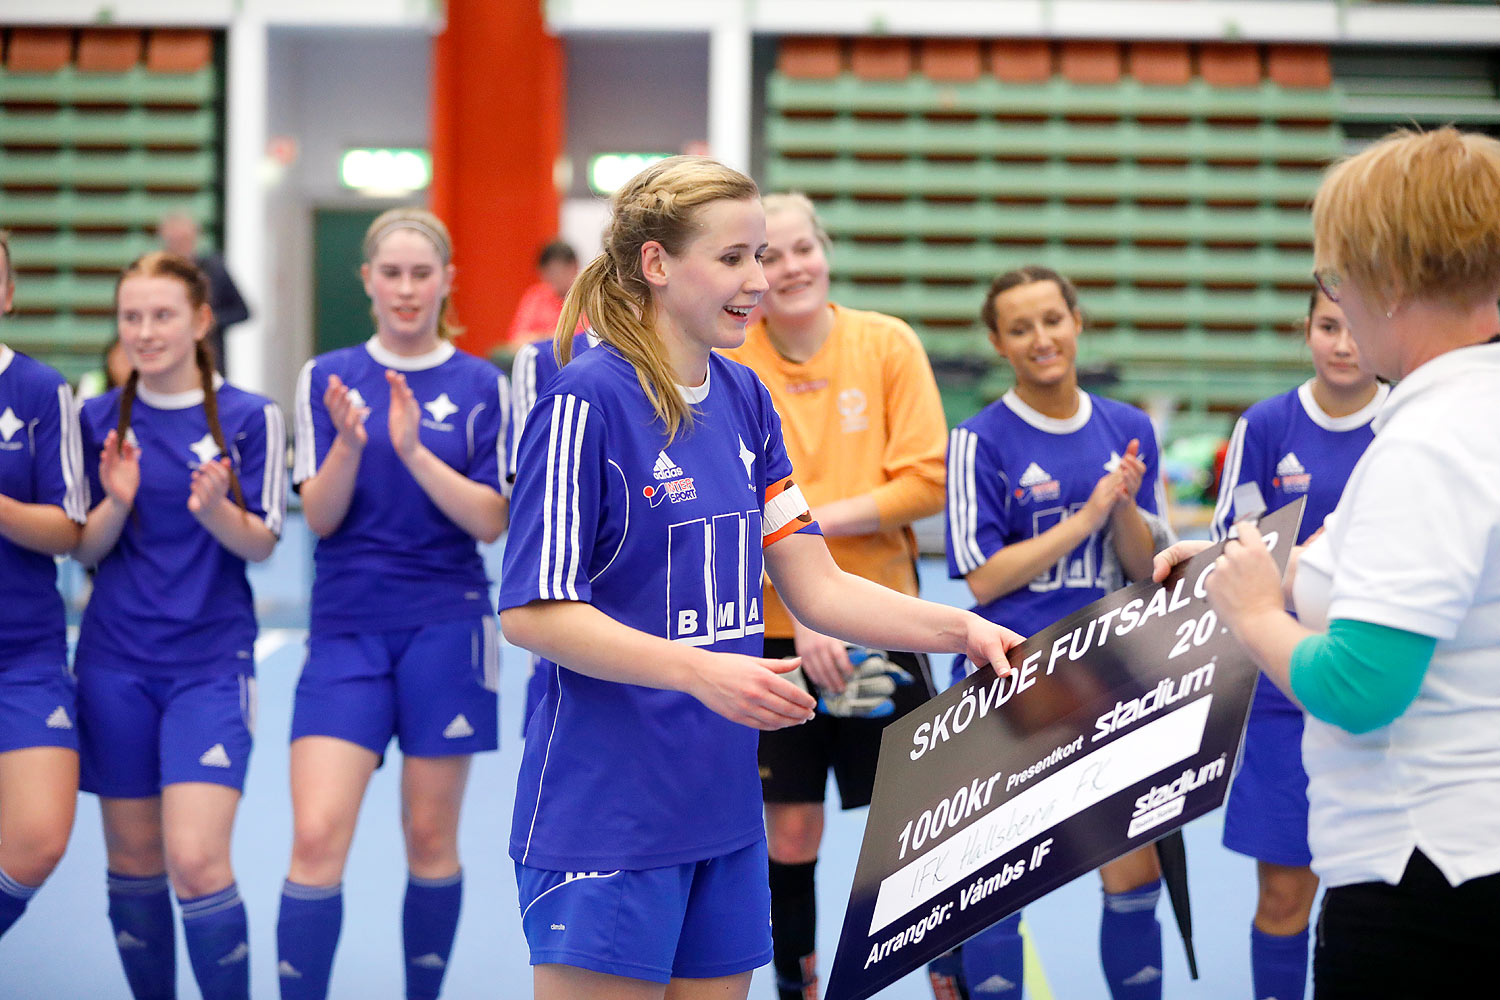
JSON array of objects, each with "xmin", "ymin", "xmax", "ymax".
[
  {"xmin": 506, "ymin": 240, "xmax": 583, "ymax": 346},
  {"xmin": 158, "ymin": 212, "xmax": 250, "ymax": 376}
]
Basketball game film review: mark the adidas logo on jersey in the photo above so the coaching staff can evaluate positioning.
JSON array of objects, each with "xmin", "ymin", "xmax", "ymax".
[
  {"xmin": 1122, "ymin": 965, "xmax": 1163, "ymax": 987},
  {"xmin": 116, "ymin": 930, "xmax": 148, "ymax": 950},
  {"xmin": 278, "ymin": 960, "xmax": 303, "ymax": 979},
  {"xmin": 1019, "ymin": 462, "xmax": 1052, "ymax": 488},
  {"xmin": 411, "ymin": 953, "xmax": 446, "ymax": 969},
  {"xmin": 1273, "ymin": 452, "xmax": 1312, "ymax": 494},
  {"xmin": 443, "ymin": 714, "xmax": 475, "ymax": 739},
  {"xmin": 972, "ymin": 973, "xmax": 1018, "ymax": 993},
  {"xmin": 1016, "ymin": 461, "xmax": 1060, "ymax": 502},
  {"xmin": 217, "ymin": 942, "xmax": 250, "ymax": 966},
  {"xmin": 199, "ymin": 744, "xmax": 232, "ymax": 768},
  {"xmin": 653, "ymin": 451, "xmax": 684, "ymax": 480},
  {"xmin": 46, "ymin": 706, "xmax": 73, "ymax": 730}
]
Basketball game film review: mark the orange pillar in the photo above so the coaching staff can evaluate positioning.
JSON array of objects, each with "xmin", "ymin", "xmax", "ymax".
[{"xmin": 430, "ymin": 0, "xmax": 563, "ymax": 358}]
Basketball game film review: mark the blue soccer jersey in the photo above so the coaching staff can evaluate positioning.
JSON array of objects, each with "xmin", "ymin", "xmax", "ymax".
[
  {"xmin": 1212, "ymin": 380, "xmax": 1388, "ymax": 547},
  {"xmin": 500, "ymin": 346, "xmax": 819, "ymax": 871},
  {"xmin": 946, "ymin": 390, "xmax": 1167, "ymax": 638},
  {"xmin": 0, "ymin": 346, "xmax": 87, "ymax": 664},
  {"xmin": 76, "ymin": 379, "xmax": 286, "ymax": 672},
  {"xmin": 293, "ymin": 338, "xmax": 510, "ymax": 634}
]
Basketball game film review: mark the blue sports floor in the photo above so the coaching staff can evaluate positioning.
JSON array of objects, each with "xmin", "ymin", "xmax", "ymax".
[{"xmin": 0, "ymin": 514, "xmax": 1304, "ymax": 999}]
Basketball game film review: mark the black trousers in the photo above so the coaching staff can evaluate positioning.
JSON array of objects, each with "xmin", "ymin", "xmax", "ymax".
[{"xmin": 1314, "ymin": 849, "xmax": 1500, "ymax": 998}]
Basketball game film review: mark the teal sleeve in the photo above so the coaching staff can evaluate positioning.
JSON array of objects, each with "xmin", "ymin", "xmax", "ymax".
[{"xmin": 1289, "ymin": 619, "xmax": 1438, "ymax": 735}]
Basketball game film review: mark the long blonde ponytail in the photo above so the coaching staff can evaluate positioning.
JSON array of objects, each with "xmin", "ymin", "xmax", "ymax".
[{"xmin": 555, "ymin": 155, "xmax": 759, "ymax": 442}]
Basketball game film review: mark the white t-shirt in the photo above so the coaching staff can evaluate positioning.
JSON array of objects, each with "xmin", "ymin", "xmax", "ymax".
[{"xmin": 1293, "ymin": 341, "xmax": 1500, "ymax": 889}]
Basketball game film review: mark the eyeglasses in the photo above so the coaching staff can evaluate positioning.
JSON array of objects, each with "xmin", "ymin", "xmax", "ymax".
[{"xmin": 1313, "ymin": 268, "xmax": 1341, "ymax": 303}]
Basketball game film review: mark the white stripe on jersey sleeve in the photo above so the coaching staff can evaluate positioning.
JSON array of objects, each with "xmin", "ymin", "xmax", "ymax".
[
  {"xmin": 948, "ymin": 427, "xmax": 986, "ymax": 575},
  {"xmin": 538, "ymin": 394, "xmax": 590, "ymax": 602},
  {"xmin": 56, "ymin": 383, "xmax": 89, "ymax": 523},
  {"xmin": 260, "ymin": 402, "xmax": 288, "ymax": 536},
  {"xmin": 510, "ymin": 343, "xmax": 539, "ymax": 474},
  {"xmin": 292, "ymin": 359, "xmax": 318, "ymax": 485},
  {"xmin": 1210, "ymin": 416, "xmax": 1250, "ymax": 543}
]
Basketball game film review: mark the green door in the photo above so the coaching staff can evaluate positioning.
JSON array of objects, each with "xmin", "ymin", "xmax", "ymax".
[{"xmin": 313, "ymin": 207, "xmax": 382, "ymax": 354}]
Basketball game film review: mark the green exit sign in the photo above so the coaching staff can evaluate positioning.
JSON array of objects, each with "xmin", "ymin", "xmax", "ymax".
[{"xmin": 340, "ymin": 148, "xmax": 431, "ymax": 193}]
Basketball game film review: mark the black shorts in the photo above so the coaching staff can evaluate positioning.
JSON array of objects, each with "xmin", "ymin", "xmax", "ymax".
[
  {"xmin": 758, "ymin": 638, "xmax": 934, "ymax": 810},
  {"xmin": 1313, "ymin": 849, "xmax": 1500, "ymax": 999}
]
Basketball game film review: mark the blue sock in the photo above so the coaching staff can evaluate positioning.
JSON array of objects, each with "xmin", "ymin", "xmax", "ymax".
[
  {"xmin": 1251, "ymin": 925, "xmax": 1309, "ymax": 1000},
  {"xmin": 277, "ymin": 880, "xmax": 342, "ymax": 1000},
  {"xmin": 403, "ymin": 870, "xmax": 463, "ymax": 1000},
  {"xmin": 107, "ymin": 872, "xmax": 177, "ymax": 1000},
  {"xmin": 959, "ymin": 913, "xmax": 1024, "ymax": 995},
  {"xmin": 179, "ymin": 883, "xmax": 250, "ymax": 1000},
  {"xmin": 1100, "ymin": 879, "xmax": 1163, "ymax": 1000},
  {"xmin": 0, "ymin": 864, "xmax": 40, "ymax": 938}
]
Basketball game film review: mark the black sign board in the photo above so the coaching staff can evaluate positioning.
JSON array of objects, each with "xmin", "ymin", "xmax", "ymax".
[{"xmin": 825, "ymin": 500, "xmax": 1305, "ymax": 1000}]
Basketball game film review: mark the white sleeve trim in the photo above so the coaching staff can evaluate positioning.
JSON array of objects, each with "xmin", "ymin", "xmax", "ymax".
[
  {"xmin": 291, "ymin": 359, "xmax": 318, "ymax": 485},
  {"xmin": 55, "ymin": 383, "xmax": 89, "ymax": 523},
  {"xmin": 259, "ymin": 402, "xmax": 288, "ymax": 536},
  {"xmin": 538, "ymin": 394, "xmax": 590, "ymax": 602},
  {"xmin": 1210, "ymin": 416, "xmax": 1249, "ymax": 543},
  {"xmin": 947, "ymin": 427, "xmax": 986, "ymax": 574}
]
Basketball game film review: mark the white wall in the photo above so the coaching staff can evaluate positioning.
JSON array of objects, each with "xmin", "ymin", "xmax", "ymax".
[{"xmin": 260, "ymin": 26, "xmax": 431, "ymax": 414}]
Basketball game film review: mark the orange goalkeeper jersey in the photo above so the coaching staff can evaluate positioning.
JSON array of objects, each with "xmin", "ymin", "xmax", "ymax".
[{"xmin": 724, "ymin": 303, "xmax": 947, "ymax": 638}]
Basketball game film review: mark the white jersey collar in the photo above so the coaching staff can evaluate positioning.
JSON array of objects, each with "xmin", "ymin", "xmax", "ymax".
[
  {"xmin": 364, "ymin": 336, "xmax": 455, "ymax": 372},
  {"xmin": 137, "ymin": 372, "xmax": 225, "ymax": 410},
  {"xmin": 0, "ymin": 344, "xmax": 13, "ymax": 378},
  {"xmin": 1002, "ymin": 388, "xmax": 1092, "ymax": 434},
  {"xmin": 1373, "ymin": 341, "xmax": 1500, "ymax": 435},
  {"xmin": 1296, "ymin": 379, "xmax": 1390, "ymax": 432},
  {"xmin": 677, "ymin": 363, "xmax": 712, "ymax": 404}
]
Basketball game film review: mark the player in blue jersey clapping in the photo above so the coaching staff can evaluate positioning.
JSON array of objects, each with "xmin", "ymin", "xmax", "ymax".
[
  {"xmin": 73, "ymin": 252, "xmax": 287, "ymax": 1000},
  {"xmin": 937, "ymin": 266, "xmax": 1173, "ymax": 1000},
  {"xmin": 1210, "ymin": 287, "xmax": 1384, "ymax": 1000},
  {"xmin": 281, "ymin": 207, "xmax": 510, "ymax": 1000},
  {"xmin": 0, "ymin": 231, "xmax": 88, "ymax": 945},
  {"xmin": 498, "ymin": 155, "xmax": 1022, "ymax": 1000}
]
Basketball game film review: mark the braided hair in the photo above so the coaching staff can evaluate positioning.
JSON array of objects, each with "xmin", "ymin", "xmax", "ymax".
[{"xmin": 114, "ymin": 251, "xmax": 245, "ymax": 508}]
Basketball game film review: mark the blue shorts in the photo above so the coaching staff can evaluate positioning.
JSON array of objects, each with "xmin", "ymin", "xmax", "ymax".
[
  {"xmin": 76, "ymin": 662, "xmax": 255, "ymax": 797},
  {"xmin": 291, "ymin": 617, "xmax": 499, "ymax": 757},
  {"xmin": 0, "ymin": 655, "xmax": 79, "ymax": 754},
  {"xmin": 1222, "ymin": 678, "xmax": 1312, "ymax": 867},
  {"xmin": 515, "ymin": 839, "xmax": 773, "ymax": 983}
]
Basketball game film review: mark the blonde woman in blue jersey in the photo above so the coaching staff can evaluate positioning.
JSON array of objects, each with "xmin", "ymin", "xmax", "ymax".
[
  {"xmin": 283, "ymin": 207, "xmax": 509, "ymax": 1000},
  {"xmin": 499, "ymin": 155, "xmax": 1023, "ymax": 1000},
  {"xmin": 0, "ymin": 232, "xmax": 87, "ymax": 943},
  {"xmin": 74, "ymin": 252, "xmax": 286, "ymax": 1000},
  {"xmin": 940, "ymin": 267, "xmax": 1172, "ymax": 1000}
]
